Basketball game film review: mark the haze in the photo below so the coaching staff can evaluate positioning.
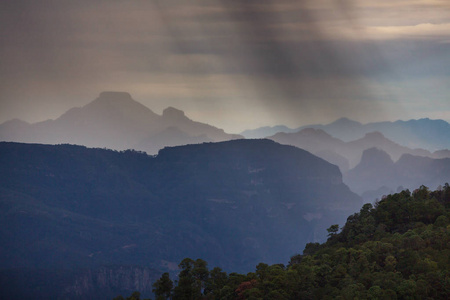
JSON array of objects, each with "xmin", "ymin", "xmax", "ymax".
[{"xmin": 1, "ymin": 0, "xmax": 449, "ymax": 133}]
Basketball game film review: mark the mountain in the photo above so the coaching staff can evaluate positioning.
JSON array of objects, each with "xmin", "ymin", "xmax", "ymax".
[
  {"xmin": 0, "ymin": 92, "xmax": 242, "ymax": 154},
  {"xmin": 345, "ymin": 131, "xmax": 431, "ymax": 166},
  {"xmin": 268, "ymin": 128, "xmax": 434, "ymax": 170},
  {"xmin": 159, "ymin": 107, "xmax": 238, "ymax": 142},
  {"xmin": 343, "ymin": 147, "xmax": 396, "ymax": 195},
  {"xmin": 366, "ymin": 118, "xmax": 450, "ymax": 151},
  {"xmin": 311, "ymin": 117, "xmax": 364, "ymax": 141},
  {"xmin": 0, "ymin": 140, "xmax": 361, "ymax": 299},
  {"xmin": 305, "ymin": 117, "xmax": 450, "ymax": 151},
  {"xmin": 243, "ymin": 117, "xmax": 450, "ymax": 152},
  {"xmin": 344, "ymin": 147, "xmax": 450, "ymax": 201},
  {"xmin": 300, "ymin": 117, "xmax": 365, "ymax": 142},
  {"xmin": 152, "ymin": 186, "xmax": 450, "ymax": 299},
  {"xmin": 268, "ymin": 128, "xmax": 350, "ymax": 171},
  {"xmin": 432, "ymin": 149, "xmax": 450, "ymax": 159}
]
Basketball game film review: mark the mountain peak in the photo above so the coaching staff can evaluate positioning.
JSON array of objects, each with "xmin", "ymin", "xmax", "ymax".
[
  {"xmin": 91, "ymin": 91, "xmax": 147, "ymax": 110},
  {"xmin": 330, "ymin": 117, "xmax": 362, "ymax": 127},
  {"xmin": 162, "ymin": 107, "xmax": 187, "ymax": 120},
  {"xmin": 359, "ymin": 147, "xmax": 394, "ymax": 167},
  {"xmin": 87, "ymin": 92, "xmax": 156, "ymax": 117},
  {"xmin": 1, "ymin": 118, "xmax": 30, "ymax": 126},
  {"xmin": 363, "ymin": 131, "xmax": 386, "ymax": 140}
]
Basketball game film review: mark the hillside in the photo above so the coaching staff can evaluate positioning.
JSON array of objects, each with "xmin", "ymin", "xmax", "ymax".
[
  {"xmin": 145, "ymin": 185, "xmax": 450, "ymax": 300},
  {"xmin": 0, "ymin": 140, "xmax": 361, "ymax": 299}
]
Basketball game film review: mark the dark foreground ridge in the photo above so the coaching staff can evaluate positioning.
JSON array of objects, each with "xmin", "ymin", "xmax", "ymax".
[{"xmin": 0, "ymin": 140, "xmax": 360, "ymax": 299}]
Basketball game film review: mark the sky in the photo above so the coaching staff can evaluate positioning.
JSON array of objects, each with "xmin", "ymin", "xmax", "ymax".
[{"xmin": 1, "ymin": 0, "xmax": 449, "ymax": 133}]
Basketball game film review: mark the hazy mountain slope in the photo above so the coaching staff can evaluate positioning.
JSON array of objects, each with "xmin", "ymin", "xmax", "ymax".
[
  {"xmin": 432, "ymin": 149, "xmax": 450, "ymax": 159},
  {"xmin": 300, "ymin": 117, "xmax": 364, "ymax": 141},
  {"xmin": 244, "ymin": 117, "xmax": 450, "ymax": 152},
  {"xmin": 343, "ymin": 147, "xmax": 396, "ymax": 195},
  {"xmin": 0, "ymin": 140, "xmax": 361, "ymax": 299},
  {"xmin": 268, "ymin": 128, "xmax": 350, "ymax": 171},
  {"xmin": 304, "ymin": 117, "xmax": 450, "ymax": 151},
  {"xmin": 3, "ymin": 92, "xmax": 162, "ymax": 150},
  {"xmin": 344, "ymin": 148, "xmax": 450, "ymax": 201},
  {"xmin": 161, "ymin": 107, "xmax": 242, "ymax": 142},
  {"xmin": 268, "ymin": 128, "xmax": 433, "ymax": 170},
  {"xmin": 0, "ymin": 119, "xmax": 33, "ymax": 141},
  {"xmin": 345, "ymin": 131, "xmax": 431, "ymax": 166},
  {"xmin": 366, "ymin": 118, "xmax": 450, "ymax": 151},
  {"xmin": 0, "ymin": 92, "xmax": 241, "ymax": 154}
]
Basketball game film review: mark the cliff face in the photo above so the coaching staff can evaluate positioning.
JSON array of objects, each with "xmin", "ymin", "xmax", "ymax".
[
  {"xmin": 62, "ymin": 266, "xmax": 158, "ymax": 299},
  {"xmin": 0, "ymin": 266, "xmax": 158, "ymax": 300}
]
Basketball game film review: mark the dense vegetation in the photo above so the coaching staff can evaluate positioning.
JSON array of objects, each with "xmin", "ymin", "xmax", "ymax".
[{"xmin": 119, "ymin": 185, "xmax": 450, "ymax": 299}]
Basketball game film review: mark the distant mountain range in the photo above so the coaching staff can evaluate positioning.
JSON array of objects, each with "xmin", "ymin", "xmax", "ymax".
[
  {"xmin": 0, "ymin": 140, "xmax": 361, "ymax": 299},
  {"xmin": 2, "ymin": 92, "xmax": 448, "ymax": 158},
  {"xmin": 0, "ymin": 92, "xmax": 241, "ymax": 154},
  {"xmin": 344, "ymin": 148, "xmax": 450, "ymax": 202},
  {"xmin": 268, "ymin": 128, "xmax": 450, "ymax": 202},
  {"xmin": 242, "ymin": 117, "xmax": 450, "ymax": 152},
  {"xmin": 268, "ymin": 128, "xmax": 440, "ymax": 171}
]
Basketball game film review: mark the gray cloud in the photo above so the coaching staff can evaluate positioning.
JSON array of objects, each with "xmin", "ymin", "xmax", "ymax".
[{"xmin": 0, "ymin": 0, "xmax": 449, "ymax": 131}]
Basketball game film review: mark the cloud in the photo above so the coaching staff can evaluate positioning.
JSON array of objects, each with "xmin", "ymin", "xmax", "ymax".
[
  {"xmin": 366, "ymin": 23, "xmax": 450, "ymax": 42},
  {"xmin": 0, "ymin": 0, "xmax": 449, "ymax": 130}
]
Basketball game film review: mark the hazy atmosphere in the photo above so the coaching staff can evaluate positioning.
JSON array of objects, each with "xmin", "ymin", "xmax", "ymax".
[
  {"xmin": 1, "ymin": 0, "xmax": 450, "ymax": 132},
  {"xmin": 2, "ymin": 2, "xmax": 450, "ymax": 299}
]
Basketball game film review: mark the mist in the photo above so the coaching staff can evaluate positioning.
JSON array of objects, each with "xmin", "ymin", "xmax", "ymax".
[{"xmin": 1, "ymin": 0, "xmax": 449, "ymax": 132}]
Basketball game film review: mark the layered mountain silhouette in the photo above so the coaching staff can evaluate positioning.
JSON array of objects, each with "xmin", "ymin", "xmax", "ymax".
[
  {"xmin": 268, "ymin": 129, "xmax": 450, "ymax": 202},
  {"xmin": 0, "ymin": 140, "xmax": 361, "ymax": 299},
  {"xmin": 242, "ymin": 117, "xmax": 450, "ymax": 151},
  {"xmin": 268, "ymin": 128, "xmax": 436, "ymax": 171},
  {"xmin": 0, "ymin": 92, "xmax": 241, "ymax": 154},
  {"xmin": 344, "ymin": 147, "xmax": 450, "ymax": 201}
]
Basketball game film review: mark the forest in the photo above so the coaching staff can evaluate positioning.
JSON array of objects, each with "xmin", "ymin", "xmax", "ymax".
[{"xmin": 117, "ymin": 184, "xmax": 450, "ymax": 300}]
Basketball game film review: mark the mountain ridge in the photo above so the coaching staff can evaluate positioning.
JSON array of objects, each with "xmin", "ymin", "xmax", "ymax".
[
  {"xmin": 243, "ymin": 117, "xmax": 450, "ymax": 151},
  {"xmin": 0, "ymin": 139, "xmax": 361, "ymax": 298},
  {"xmin": 344, "ymin": 147, "xmax": 450, "ymax": 199},
  {"xmin": 268, "ymin": 128, "xmax": 436, "ymax": 171},
  {"xmin": 0, "ymin": 92, "xmax": 242, "ymax": 153}
]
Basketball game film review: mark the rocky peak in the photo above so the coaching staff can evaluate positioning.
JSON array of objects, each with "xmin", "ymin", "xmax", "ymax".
[
  {"xmin": 363, "ymin": 131, "xmax": 385, "ymax": 141},
  {"xmin": 86, "ymin": 91, "xmax": 157, "ymax": 119},
  {"xmin": 359, "ymin": 147, "xmax": 394, "ymax": 167},
  {"xmin": 162, "ymin": 107, "xmax": 187, "ymax": 121},
  {"xmin": 330, "ymin": 117, "xmax": 362, "ymax": 127}
]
